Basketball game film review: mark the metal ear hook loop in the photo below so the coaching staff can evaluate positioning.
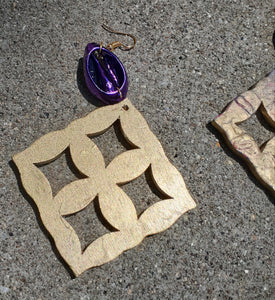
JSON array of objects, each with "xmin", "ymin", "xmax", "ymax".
[{"xmin": 101, "ymin": 24, "xmax": 136, "ymax": 51}]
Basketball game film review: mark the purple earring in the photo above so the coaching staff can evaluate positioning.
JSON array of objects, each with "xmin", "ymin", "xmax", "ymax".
[{"xmin": 83, "ymin": 24, "xmax": 136, "ymax": 105}]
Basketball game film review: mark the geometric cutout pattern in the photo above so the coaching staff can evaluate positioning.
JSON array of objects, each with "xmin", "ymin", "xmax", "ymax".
[
  {"xmin": 13, "ymin": 98, "xmax": 196, "ymax": 276},
  {"xmin": 213, "ymin": 70, "xmax": 275, "ymax": 193}
]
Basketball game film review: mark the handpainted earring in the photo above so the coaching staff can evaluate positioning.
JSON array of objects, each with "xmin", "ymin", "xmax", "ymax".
[
  {"xmin": 13, "ymin": 25, "xmax": 196, "ymax": 276},
  {"xmin": 212, "ymin": 70, "xmax": 275, "ymax": 194}
]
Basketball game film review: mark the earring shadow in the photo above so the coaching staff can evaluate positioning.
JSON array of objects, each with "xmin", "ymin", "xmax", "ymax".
[
  {"xmin": 113, "ymin": 119, "xmax": 138, "ymax": 151},
  {"xmin": 93, "ymin": 197, "xmax": 118, "ymax": 233},
  {"xmin": 256, "ymin": 105, "xmax": 275, "ymax": 133}
]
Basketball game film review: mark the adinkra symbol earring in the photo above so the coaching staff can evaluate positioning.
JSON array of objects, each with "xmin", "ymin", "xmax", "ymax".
[{"xmin": 13, "ymin": 25, "xmax": 196, "ymax": 276}]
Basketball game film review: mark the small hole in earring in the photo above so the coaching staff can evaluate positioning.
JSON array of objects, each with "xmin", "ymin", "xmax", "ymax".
[{"xmin": 123, "ymin": 105, "xmax": 129, "ymax": 111}]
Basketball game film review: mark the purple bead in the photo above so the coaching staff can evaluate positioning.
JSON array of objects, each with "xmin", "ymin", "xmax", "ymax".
[{"xmin": 83, "ymin": 43, "xmax": 128, "ymax": 105}]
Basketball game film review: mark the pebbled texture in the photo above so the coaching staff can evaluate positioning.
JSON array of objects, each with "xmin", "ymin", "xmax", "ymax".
[{"xmin": 1, "ymin": 0, "xmax": 274, "ymax": 298}]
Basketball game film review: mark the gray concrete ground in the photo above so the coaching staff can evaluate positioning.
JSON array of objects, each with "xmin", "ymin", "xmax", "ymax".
[{"xmin": 0, "ymin": 0, "xmax": 274, "ymax": 299}]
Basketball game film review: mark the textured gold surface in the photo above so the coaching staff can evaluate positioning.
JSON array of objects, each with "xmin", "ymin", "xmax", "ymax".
[
  {"xmin": 213, "ymin": 70, "xmax": 275, "ymax": 193},
  {"xmin": 13, "ymin": 98, "xmax": 196, "ymax": 276}
]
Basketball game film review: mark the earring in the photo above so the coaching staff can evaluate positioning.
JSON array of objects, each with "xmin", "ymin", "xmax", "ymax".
[
  {"xmin": 212, "ymin": 70, "xmax": 275, "ymax": 194},
  {"xmin": 13, "ymin": 25, "xmax": 196, "ymax": 277}
]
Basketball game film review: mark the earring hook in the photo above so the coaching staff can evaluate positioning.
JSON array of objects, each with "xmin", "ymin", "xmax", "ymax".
[{"xmin": 101, "ymin": 24, "xmax": 136, "ymax": 51}]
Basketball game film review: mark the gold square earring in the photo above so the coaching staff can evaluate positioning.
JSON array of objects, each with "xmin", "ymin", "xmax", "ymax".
[{"xmin": 13, "ymin": 25, "xmax": 196, "ymax": 276}]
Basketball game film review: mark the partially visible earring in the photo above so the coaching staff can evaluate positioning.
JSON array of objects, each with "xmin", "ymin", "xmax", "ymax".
[
  {"xmin": 13, "ymin": 25, "xmax": 196, "ymax": 276},
  {"xmin": 212, "ymin": 70, "xmax": 275, "ymax": 194}
]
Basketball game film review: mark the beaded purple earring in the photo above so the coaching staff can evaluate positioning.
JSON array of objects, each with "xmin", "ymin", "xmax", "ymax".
[{"xmin": 13, "ymin": 25, "xmax": 196, "ymax": 276}]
